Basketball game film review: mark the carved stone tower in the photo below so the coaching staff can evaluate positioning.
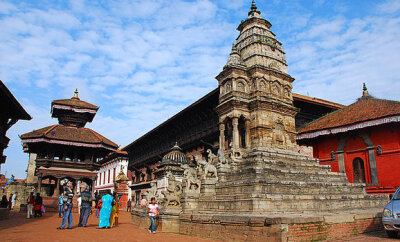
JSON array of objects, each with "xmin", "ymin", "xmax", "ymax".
[{"xmin": 216, "ymin": 0, "xmax": 297, "ymax": 153}]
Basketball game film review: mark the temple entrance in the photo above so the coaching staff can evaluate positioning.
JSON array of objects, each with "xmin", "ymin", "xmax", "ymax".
[
  {"xmin": 41, "ymin": 176, "xmax": 57, "ymax": 197},
  {"xmin": 353, "ymin": 158, "xmax": 366, "ymax": 183}
]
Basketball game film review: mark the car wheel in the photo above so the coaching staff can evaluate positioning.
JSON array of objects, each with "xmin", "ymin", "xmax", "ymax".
[{"xmin": 386, "ymin": 230, "xmax": 398, "ymax": 238}]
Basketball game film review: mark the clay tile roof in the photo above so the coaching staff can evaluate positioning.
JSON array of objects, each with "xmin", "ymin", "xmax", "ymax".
[
  {"xmin": 298, "ymin": 97, "xmax": 400, "ymax": 134},
  {"xmin": 292, "ymin": 93, "xmax": 345, "ymax": 109},
  {"xmin": 21, "ymin": 124, "xmax": 118, "ymax": 149},
  {"xmin": 52, "ymin": 98, "xmax": 98, "ymax": 110}
]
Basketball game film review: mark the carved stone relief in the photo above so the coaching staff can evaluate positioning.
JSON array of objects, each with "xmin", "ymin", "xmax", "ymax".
[
  {"xmin": 161, "ymin": 175, "xmax": 182, "ymax": 207},
  {"xmin": 224, "ymin": 81, "xmax": 232, "ymax": 94},
  {"xmin": 182, "ymin": 164, "xmax": 201, "ymax": 194},
  {"xmin": 272, "ymin": 83, "xmax": 280, "ymax": 96},
  {"xmin": 259, "ymin": 80, "xmax": 267, "ymax": 91},
  {"xmin": 237, "ymin": 81, "xmax": 245, "ymax": 92},
  {"xmin": 194, "ymin": 154, "xmax": 218, "ymax": 180}
]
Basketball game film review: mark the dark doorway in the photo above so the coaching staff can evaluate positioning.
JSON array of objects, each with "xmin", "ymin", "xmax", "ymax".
[{"xmin": 353, "ymin": 158, "xmax": 366, "ymax": 183}]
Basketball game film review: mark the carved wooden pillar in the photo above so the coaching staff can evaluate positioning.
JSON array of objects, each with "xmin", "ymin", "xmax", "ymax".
[
  {"xmin": 55, "ymin": 177, "xmax": 60, "ymax": 196},
  {"xmin": 37, "ymin": 175, "xmax": 42, "ymax": 194},
  {"xmin": 219, "ymin": 123, "xmax": 225, "ymax": 151},
  {"xmin": 245, "ymin": 119, "xmax": 251, "ymax": 149},
  {"xmin": 232, "ymin": 117, "xmax": 239, "ymax": 149}
]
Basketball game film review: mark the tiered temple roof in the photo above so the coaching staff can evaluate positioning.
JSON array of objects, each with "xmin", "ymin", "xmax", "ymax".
[
  {"xmin": 21, "ymin": 89, "xmax": 118, "ymax": 150},
  {"xmin": 21, "ymin": 124, "xmax": 117, "ymax": 150},
  {"xmin": 298, "ymin": 84, "xmax": 400, "ymax": 140}
]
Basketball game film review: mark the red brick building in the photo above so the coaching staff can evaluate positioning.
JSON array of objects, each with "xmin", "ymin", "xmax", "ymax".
[{"xmin": 297, "ymin": 84, "xmax": 400, "ymax": 194}]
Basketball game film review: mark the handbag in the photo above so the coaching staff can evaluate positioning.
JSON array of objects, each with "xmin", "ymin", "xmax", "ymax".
[{"xmin": 41, "ymin": 205, "xmax": 45, "ymax": 213}]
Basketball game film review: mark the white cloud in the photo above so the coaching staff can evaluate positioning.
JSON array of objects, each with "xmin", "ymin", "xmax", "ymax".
[
  {"xmin": 2, "ymin": 0, "xmax": 400, "ymax": 178},
  {"xmin": 378, "ymin": 0, "xmax": 400, "ymax": 14},
  {"xmin": 0, "ymin": 1, "xmax": 16, "ymax": 14}
]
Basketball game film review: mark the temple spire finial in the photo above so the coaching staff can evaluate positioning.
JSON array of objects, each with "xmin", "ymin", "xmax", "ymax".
[
  {"xmin": 72, "ymin": 88, "xmax": 80, "ymax": 100},
  {"xmin": 362, "ymin": 83, "xmax": 370, "ymax": 97},
  {"xmin": 248, "ymin": 0, "xmax": 261, "ymax": 17}
]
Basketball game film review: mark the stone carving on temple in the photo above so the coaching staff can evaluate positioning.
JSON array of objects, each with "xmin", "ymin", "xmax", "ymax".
[
  {"xmin": 145, "ymin": 181, "xmax": 159, "ymax": 202},
  {"xmin": 161, "ymin": 176, "xmax": 182, "ymax": 207},
  {"xmin": 194, "ymin": 154, "xmax": 218, "ymax": 180},
  {"xmin": 182, "ymin": 164, "xmax": 200, "ymax": 194}
]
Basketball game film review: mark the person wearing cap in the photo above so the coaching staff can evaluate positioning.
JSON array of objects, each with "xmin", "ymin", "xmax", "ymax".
[
  {"xmin": 57, "ymin": 182, "xmax": 74, "ymax": 229},
  {"xmin": 78, "ymin": 185, "xmax": 94, "ymax": 227}
]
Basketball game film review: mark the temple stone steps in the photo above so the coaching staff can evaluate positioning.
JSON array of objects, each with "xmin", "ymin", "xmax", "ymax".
[
  {"xmin": 231, "ymin": 166, "xmax": 349, "ymax": 183},
  {"xmin": 215, "ymin": 180, "xmax": 366, "ymax": 196},
  {"xmin": 193, "ymin": 149, "xmax": 386, "ymax": 215},
  {"xmin": 241, "ymin": 157, "xmax": 333, "ymax": 173},
  {"xmin": 196, "ymin": 193, "xmax": 386, "ymax": 214}
]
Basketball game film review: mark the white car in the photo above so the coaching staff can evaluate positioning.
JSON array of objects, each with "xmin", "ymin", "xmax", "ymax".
[{"xmin": 382, "ymin": 186, "xmax": 400, "ymax": 238}]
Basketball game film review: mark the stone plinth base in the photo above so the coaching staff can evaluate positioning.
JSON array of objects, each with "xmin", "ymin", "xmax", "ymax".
[
  {"xmin": 131, "ymin": 207, "xmax": 181, "ymax": 233},
  {"xmin": 0, "ymin": 208, "xmax": 10, "ymax": 220},
  {"xmin": 132, "ymin": 208, "xmax": 384, "ymax": 241}
]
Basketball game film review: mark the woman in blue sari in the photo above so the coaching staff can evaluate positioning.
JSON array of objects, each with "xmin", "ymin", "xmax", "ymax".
[{"xmin": 97, "ymin": 190, "xmax": 113, "ymax": 229}]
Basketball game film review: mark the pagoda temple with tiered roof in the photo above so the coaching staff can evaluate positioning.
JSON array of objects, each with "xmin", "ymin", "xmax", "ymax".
[{"xmin": 21, "ymin": 89, "xmax": 118, "ymax": 198}]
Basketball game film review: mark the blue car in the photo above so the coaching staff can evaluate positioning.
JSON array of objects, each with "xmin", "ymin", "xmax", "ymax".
[{"xmin": 382, "ymin": 186, "xmax": 400, "ymax": 238}]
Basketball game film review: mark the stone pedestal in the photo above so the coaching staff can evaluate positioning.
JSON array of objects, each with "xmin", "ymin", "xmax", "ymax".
[
  {"xmin": 157, "ymin": 208, "xmax": 181, "ymax": 233},
  {"xmin": 115, "ymin": 181, "xmax": 129, "ymax": 209}
]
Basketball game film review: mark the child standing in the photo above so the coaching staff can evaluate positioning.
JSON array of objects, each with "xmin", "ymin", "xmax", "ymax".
[{"xmin": 147, "ymin": 197, "xmax": 159, "ymax": 234}]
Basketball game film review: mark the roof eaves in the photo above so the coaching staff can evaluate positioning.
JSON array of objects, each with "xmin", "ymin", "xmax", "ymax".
[{"xmin": 0, "ymin": 80, "xmax": 32, "ymax": 120}]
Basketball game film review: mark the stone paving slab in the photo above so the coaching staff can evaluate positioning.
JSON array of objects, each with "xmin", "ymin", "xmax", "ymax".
[{"xmin": 0, "ymin": 211, "xmax": 215, "ymax": 242}]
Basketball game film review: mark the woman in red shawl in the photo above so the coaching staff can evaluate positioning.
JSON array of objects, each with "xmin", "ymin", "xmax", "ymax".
[{"xmin": 34, "ymin": 193, "xmax": 43, "ymax": 217}]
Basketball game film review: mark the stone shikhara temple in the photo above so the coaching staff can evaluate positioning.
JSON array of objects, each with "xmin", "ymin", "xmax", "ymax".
[{"xmin": 127, "ymin": 2, "xmax": 387, "ymax": 241}]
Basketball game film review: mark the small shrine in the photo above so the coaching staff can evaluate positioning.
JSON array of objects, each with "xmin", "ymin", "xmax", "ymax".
[
  {"xmin": 114, "ymin": 169, "xmax": 130, "ymax": 208},
  {"xmin": 21, "ymin": 89, "xmax": 118, "ymax": 204}
]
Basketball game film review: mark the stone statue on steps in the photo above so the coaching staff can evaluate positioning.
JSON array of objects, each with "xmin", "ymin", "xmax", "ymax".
[
  {"xmin": 217, "ymin": 149, "xmax": 230, "ymax": 168},
  {"xmin": 182, "ymin": 164, "xmax": 201, "ymax": 193},
  {"xmin": 207, "ymin": 149, "xmax": 218, "ymax": 166},
  {"xmin": 146, "ymin": 181, "xmax": 159, "ymax": 202},
  {"xmin": 194, "ymin": 154, "xmax": 218, "ymax": 180},
  {"xmin": 161, "ymin": 176, "xmax": 182, "ymax": 207}
]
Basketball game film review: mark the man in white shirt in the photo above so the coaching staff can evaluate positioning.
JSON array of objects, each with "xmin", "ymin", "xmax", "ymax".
[{"xmin": 11, "ymin": 192, "xmax": 17, "ymax": 209}]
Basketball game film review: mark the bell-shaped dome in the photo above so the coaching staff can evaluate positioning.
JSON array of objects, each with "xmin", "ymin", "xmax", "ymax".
[{"xmin": 162, "ymin": 142, "xmax": 188, "ymax": 164}]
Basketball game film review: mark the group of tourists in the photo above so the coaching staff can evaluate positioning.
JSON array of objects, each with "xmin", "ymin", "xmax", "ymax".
[
  {"xmin": 1, "ymin": 191, "xmax": 43, "ymax": 219},
  {"xmin": 0, "ymin": 192, "xmax": 18, "ymax": 210},
  {"xmin": 56, "ymin": 181, "xmax": 121, "ymax": 230},
  {"xmin": 57, "ymin": 182, "xmax": 86, "ymax": 229},
  {"xmin": 26, "ymin": 192, "xmax": 43, "ymax": 218}
]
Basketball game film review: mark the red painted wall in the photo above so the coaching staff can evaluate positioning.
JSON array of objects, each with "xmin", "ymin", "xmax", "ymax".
[{"xmin": 312, "ymin": 123, "xmax": 400, "ymax": 194}]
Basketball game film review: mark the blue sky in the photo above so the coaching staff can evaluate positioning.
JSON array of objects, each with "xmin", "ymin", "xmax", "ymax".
[{"xmin": 1, "ymin": 0, "xmax": 400, "ymax": 178}]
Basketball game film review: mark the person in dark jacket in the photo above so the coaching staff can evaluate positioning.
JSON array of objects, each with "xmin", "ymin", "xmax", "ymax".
[
  {"xmin": 78, "ymin": 185, "xmax": 94, "ymax": 227},
  {"xmin": 57, "ymin": 182, "xmax": 74, "ymax": 229},
  {"xmin": 34, "ymin": 193, "xmax": 43, "ymax": 217},
  {"xmin": 8, "ymin": 194, "xmax": 13, "ymax": 210},
  {"xmin": 1, "ymin": 195, "xmax": 8, "ymax": 208}
]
